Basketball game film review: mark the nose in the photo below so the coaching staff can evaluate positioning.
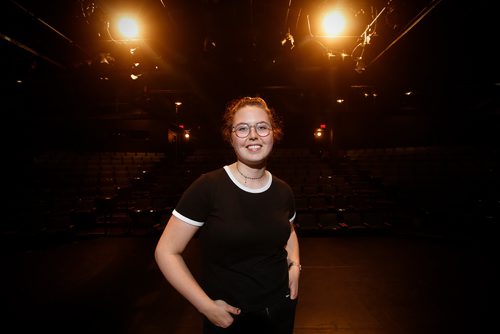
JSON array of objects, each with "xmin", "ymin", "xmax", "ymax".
[{"xmin": 248, "ymin": 125, "xmax": 258, "ymax": 138}]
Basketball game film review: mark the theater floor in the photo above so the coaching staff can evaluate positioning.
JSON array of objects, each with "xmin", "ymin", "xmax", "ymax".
[{"xmin": 3, "ymin": 227, "xmax": 495, "ymax": 334}]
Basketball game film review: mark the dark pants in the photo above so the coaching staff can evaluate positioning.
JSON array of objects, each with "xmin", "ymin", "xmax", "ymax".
[{"xmin": 203, "ymin": 295, "xmax": 298, "ymax": 334}]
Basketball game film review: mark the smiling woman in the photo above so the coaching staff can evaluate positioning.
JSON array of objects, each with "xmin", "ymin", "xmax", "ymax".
[{"xmin": 154, "ymin": 96, "xmax": 301, "ymax": 333}]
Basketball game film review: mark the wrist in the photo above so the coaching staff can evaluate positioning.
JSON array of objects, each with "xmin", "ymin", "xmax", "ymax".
[{"xmin": 288, "ymin": 261, "xmax": 302, "ymax": 272}]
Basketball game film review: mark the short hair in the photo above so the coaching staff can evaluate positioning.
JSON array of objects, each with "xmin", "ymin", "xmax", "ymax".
[{"xmin": 221, "ymin": 96, "xmax": 283, "ymax": 143}]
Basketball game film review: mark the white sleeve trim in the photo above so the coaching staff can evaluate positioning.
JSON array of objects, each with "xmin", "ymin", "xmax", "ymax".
[{"xmin": 172, "ymin": 209, "xmax": 205, "ymax": 227}]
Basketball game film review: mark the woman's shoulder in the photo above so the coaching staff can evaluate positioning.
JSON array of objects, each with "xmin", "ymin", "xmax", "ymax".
[
  {"xmin": 182, "ymin": 167, "xmax": 227, "ymax": 196},
  {"xmin": 203, "ymin": 167, "xmax": 226, "ymax": 178},
  {"xmin": 193, "ymin": 167, "xmax": 227, "ymax": 184},
  {"xmin": 271, "ymin": 174, "xmax": 293, "ymax": 192}
]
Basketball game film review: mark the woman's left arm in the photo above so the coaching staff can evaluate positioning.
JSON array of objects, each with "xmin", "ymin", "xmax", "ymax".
[{"xmin": 285, "ymin": 225, "xmax": 300, "ymax": 299}]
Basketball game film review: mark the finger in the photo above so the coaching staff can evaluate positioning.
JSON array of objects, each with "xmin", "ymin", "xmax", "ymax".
[
  {"xmin": 217, "ymin": 316, "xmax": 234, "ymax": 328},
  {"xmin": 226, "ymin": 305, "xmax": 241, "ymax": 315},
  {"xmin": 211, "ymin": 311, "xmax": 234, "ymax": 328},
  {"xmin": 214, "ymin": 300, "xmax": 240, "ymax": 315}
]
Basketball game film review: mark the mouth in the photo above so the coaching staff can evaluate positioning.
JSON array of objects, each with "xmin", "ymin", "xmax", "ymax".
[{"xmin": 246, "ymin": 144, "xmax": 262, "ymax": 151}]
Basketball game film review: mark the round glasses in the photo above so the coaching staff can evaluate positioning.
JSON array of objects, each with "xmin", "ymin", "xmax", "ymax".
[{"xmin": 232, "ymin": 122, "xmax": 272, "ymax": 138}]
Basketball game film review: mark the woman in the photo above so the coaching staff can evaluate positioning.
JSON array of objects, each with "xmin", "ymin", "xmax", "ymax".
[{"xmin": 155, "ymin": 96, "xmax": 301, "ymax": 333}]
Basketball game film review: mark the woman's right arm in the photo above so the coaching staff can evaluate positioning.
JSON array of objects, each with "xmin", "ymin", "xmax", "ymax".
[{"xmin": 154, "ymin": 215, "xmax": 240, "ymax": 327}]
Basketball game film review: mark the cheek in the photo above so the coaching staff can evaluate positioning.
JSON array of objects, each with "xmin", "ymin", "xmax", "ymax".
[
  {"xmin": 265, "ymin": 135, "xmax": 274, "ymax": 145},
  {"xmin": 230, "ymin": 137, "xmax": 241, "ymax": 149}
]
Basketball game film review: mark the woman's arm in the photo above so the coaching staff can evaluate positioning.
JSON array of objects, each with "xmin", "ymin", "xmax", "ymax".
[
  {"xmin": 154, "ymin": 215, "xmax": 240, "ymax": 327},
  {"xmin": 285, "ymin": 224, "xmax": 301, "ymax": 299}
]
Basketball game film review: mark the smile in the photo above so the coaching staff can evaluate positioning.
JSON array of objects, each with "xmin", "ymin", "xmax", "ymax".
[{"xmin": 246, "ymin": 144, "xmax": 262, "ymax": 151}]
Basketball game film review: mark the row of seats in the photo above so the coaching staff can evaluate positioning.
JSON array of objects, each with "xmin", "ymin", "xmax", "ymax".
[
  {"xmin": 295, "ymin": 208, "xmax": 393, "ymax": 235},
  {"xmin": 4, "ymin": 151, "xmax": 171, "ymax": 242},
  {"xmin": 343, "ymin": 145, "xmax": 500, "ymax": 237},
  {"xmin": 344, "ymin": 145, "xmax": 499, "ymax": 198},
  {"xmin": 19, "ymin": 145, "xmax": 492, "ymax": 243}
]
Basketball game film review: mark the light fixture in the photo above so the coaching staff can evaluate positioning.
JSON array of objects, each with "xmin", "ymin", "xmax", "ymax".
[
  {"xmin": 321, "ymin": 11, "xmax": 346, "ymax": 37},
  {"xmin": 280, "ymin": 31, "xmax": 295, "ymax": 50},
  {"xmin": 175, "ymin": 101, "xmax": 182, "ymax": 113},
  {"xmin": 117, "ymin": 17, "xmax": 139, "ymax": 39},
  {"xmin": 354, "ymin": 58, "xmax": 365, "ymax": 73}
]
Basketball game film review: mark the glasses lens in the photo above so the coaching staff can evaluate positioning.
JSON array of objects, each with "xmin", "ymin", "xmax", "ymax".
[
  {"xmin": 234, "ymin": 124, "xmax": 250, "ymax": 138},
  {"xmin": 233, "ymin": 123, "xmax": 272, "ymax": 138},
  {"xmin": 256, "ymin": 123, "xmax": 271, "ymax": 136}
]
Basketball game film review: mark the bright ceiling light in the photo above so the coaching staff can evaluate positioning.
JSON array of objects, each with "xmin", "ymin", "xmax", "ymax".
[
  {"xmin": 322, "ymin": 11, "xmax": 346, "ymax": 37},
  {"xmin": 117, "ymin": 17, "xmax": 139, "ymax": 39}
]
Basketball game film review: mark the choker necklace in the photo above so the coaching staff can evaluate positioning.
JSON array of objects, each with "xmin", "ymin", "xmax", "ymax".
[{"xmin": 236, "ymin": 164, "xmax": 265, "ymax": 184}]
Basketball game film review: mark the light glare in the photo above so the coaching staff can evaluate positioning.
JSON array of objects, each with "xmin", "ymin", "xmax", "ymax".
[
  {"xmin": 322, "ymin": 11, "xmax": 346, "ymax": 36},
  {"xmin": 118, "ymin": 17, "xmax": 139, "ymax": 39}
]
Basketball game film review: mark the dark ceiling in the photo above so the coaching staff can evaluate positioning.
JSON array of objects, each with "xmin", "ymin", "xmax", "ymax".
[{"xmin": 1, "ymin": 0, "xmax": 498, "ymax": 122}]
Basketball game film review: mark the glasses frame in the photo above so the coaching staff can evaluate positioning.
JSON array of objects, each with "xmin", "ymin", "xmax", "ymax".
[{"xmin": 232, "ymin": 122, "xmax": 273, "ymax": 138}]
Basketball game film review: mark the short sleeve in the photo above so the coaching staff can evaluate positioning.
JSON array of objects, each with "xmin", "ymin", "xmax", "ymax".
[{"xmin": 174, "ymin": 173, "xmax": 213, "ymax": 226}]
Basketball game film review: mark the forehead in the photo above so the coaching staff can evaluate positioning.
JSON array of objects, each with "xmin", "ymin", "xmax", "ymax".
[{"xmin": 233, "ymin": 105, "xmax": 269, "ymax": 123}]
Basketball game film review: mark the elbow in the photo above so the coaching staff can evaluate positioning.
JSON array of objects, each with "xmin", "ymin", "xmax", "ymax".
[
  {"xmin": 154, "ymin": 243, "xmax": 165, "ymax": 264},
  {"xmin": 154, "ymin": 241, "xmax": 181, "ymax": 266}
]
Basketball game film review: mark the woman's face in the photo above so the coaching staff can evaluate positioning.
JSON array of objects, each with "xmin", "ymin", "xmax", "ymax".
[{"xmin": 231, "ymin": 105, "xmax": 274, "ymax": 166}]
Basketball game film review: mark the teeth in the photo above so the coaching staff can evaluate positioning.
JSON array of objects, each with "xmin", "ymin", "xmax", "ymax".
[{"xmin": 247, "ymin": 145, "xmax": 261, "ymax": 149}]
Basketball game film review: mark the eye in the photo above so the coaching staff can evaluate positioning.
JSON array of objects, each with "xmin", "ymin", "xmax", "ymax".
[{"xmin": 236, "ymin": 125, "xmax": 249, "ymax": 133}]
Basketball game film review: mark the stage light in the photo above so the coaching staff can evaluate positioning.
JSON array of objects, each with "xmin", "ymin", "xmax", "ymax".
[
  {"xmin": 322, "ymin": 11, "xmax": 346, "ymax": 37},
  {"xmin": 117, "ymin": 17, "xmax": 139, "ymax": 39}
]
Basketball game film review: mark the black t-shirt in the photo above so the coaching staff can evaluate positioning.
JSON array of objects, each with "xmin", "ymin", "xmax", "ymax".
[{"xmin": 173, "ymin": 166, "xmax": 296, "ymax": 310}]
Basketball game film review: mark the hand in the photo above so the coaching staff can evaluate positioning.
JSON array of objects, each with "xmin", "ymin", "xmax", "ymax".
[
  {"xmin": 288, "ymin": 265, "xmax": 300, "ymax": 300},
  {"xmin": 203, "ymin": 299, "xmax": 241, "ymax": 328}
]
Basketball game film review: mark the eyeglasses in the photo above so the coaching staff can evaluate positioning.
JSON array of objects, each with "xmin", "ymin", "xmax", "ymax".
[{"xmin": 232, "ymin": 122, "xmax": 273, "ymax": 138}]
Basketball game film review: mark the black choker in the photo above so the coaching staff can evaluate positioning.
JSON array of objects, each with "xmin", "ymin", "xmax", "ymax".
[{"xmin": 236, "ymin": 164, "xmax": 265, "ymax": 184}]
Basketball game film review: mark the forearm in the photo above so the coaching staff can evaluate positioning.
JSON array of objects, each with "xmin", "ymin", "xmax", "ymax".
[
  {"xmin": 154, "ymin": 215, "xmax": 240, "ymax": 328},
  {"xmin": 154, "ymin": 216, "xmax": 215, "ymax": 313},
  {"xmin": 285, "ymin": 226, "xmax": 301, "ymax": 299},
  {"xmin": 285, "ymin": 226, "xmax": 300, "ymax": 265},
  {"xmin": 155, "ymin": 249, "xmax": 214, "ymax": 314}
]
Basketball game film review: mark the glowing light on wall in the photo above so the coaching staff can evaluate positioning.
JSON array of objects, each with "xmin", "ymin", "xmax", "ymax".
[{"xmin": 314, "ymin": 128, "xmax": 324, "ymax": 139}]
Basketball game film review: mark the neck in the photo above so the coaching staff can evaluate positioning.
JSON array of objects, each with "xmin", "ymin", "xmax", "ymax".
[{"xmin": 235, "ymin": 162, "xmax": 265, "ymax": 184}]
